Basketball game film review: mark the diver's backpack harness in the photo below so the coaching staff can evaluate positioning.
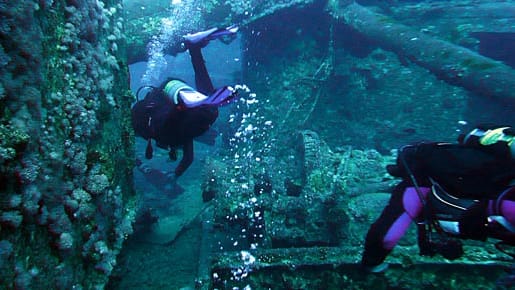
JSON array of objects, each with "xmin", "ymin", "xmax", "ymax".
[
  {"xmin": 399, "ymin": 151, "xmax": 464, "ymax": 259},
  {"xmin": 133, "ymin": 83, "xmax": 173, "ymax": 160}
]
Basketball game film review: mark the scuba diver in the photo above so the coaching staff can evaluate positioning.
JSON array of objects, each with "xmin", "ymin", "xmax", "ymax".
[
  {"xmin": 132, "ymin": 25, "xmax": 239, "ymax": 183},
  {"xmin": 361, "ymin": 124, "xmax": 515, "ymax": 273}
]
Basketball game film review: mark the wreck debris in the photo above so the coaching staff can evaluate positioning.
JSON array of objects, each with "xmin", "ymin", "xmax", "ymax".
[
  {"xmin": 296, "ymin": 130, "xmax": 322, "ymax": 181},
  {"xmin": 334, "ymin": 3, "xmax": 515, "ymax": 100}
]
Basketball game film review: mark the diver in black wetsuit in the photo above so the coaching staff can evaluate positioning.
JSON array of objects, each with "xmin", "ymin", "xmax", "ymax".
[
  {"xmin": 361, "ymin": 124, "xmax": 515, "ymax": 273},
  {"xmin": 132, "ymin": 25, "xmax": 239, "ymax": 181}
]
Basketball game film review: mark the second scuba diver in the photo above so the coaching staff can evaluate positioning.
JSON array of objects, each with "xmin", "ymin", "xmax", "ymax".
[
  {"xmin": 132, "ymin": 25, "xmax": 240, "ymax": 184},
  {"xmin": 361, "ymin": 124, "xmax": 515, "ymax": 272}
]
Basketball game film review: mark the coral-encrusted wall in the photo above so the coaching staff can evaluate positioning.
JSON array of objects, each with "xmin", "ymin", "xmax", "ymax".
[{"xmin": 0, "ymin": 0, "xmax": 135, "ymax": 289}]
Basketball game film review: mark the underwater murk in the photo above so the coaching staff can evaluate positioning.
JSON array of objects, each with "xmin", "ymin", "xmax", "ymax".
[{"xmin": 0, "ymin": 0, "xmax": 514, "ymax": 289}]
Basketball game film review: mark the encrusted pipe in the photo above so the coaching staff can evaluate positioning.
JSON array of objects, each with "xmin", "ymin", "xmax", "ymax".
[{"xmin": 336, "ymin": 3, "xmax": 515, "ymax": 100}]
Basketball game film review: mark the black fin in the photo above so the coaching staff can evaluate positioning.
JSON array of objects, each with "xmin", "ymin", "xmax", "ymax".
[{"xmin": 145, "ymin": 139, "xmax": 153, "ymax": 159}]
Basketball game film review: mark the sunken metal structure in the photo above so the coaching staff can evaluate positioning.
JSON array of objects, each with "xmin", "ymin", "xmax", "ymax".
[
  {"xmin": 116, "ymin": 0, "xmax": 514, "ymax": 289},
  {"xmin": 1, "ymin": 0, "xmax": 513, "ymax": 289}
]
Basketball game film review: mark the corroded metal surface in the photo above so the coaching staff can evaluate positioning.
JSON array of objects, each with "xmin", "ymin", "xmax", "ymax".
[{"xmin": 211, "ymin": 247, "xmax": 509, "ymax": 289}]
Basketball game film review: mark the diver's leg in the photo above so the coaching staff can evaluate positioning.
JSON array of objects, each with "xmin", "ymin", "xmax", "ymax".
[
  {"xmin": 188, "ymin": 46, "xmax": 214, "ymax": 95},
  {"xmin": 500, "ymin": 187, "xmax": 515, "ymax": 224},
  {"xmin": 500, "ymin": 200, "xmax": 515, "ymax": 224},
  {"xmin": 362, "ymin": 186, "xmax": 404, "ymax": 269},
  {"xmin": 488, "ymin": 187, "xmax": 515, "ymax": 224},
  {"xmin": 486, "ymin": 189, "xmax": 515, "ymax": 243},
  {"xmin": 362, "ymin": 183, "xmax": 429, "ymax": 268},
  {"xmin": 384, "ymin": 186, "xmax": 429, "ymax": 248}
]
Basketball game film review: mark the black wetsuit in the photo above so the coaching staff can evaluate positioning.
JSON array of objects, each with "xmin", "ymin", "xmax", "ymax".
[{"xmin": 132, "ymin": 46, "xmax": 218, "ymax": 177}]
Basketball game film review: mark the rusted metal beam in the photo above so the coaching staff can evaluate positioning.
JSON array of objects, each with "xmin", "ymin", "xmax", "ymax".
[
  {"xmin": 335, "ymin": 3, "xmax": 515, "ymax": 100},
  {"xmin": 209, "ymin": 247, "xmax": 510, "ymax": 289}
]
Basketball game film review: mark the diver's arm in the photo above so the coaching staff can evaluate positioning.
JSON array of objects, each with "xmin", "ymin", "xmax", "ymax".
[{"xmin": 175, "ymin": 139, "xmax": 194, "ymax": 177}]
